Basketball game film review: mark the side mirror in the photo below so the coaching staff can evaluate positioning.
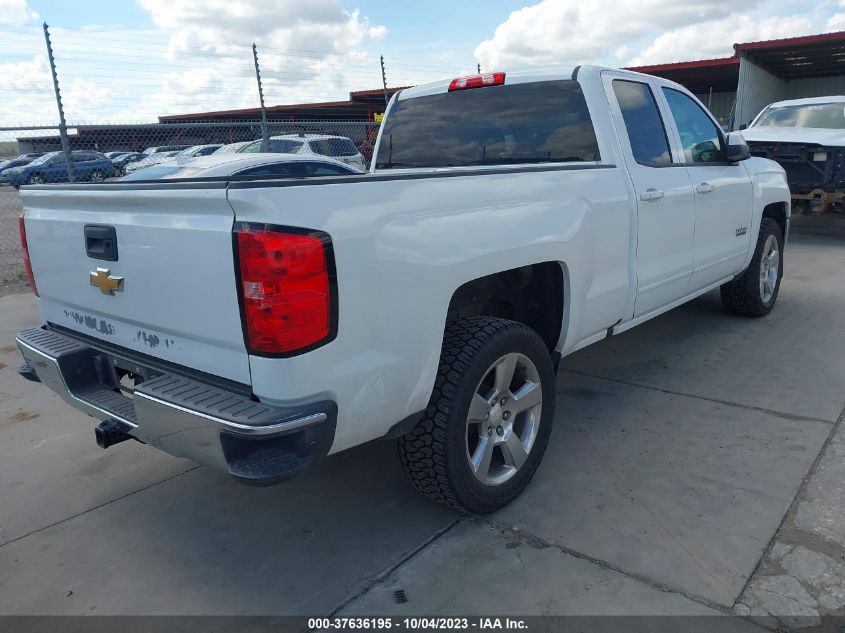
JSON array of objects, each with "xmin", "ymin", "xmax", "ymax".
[{"xmin": 726, "ymin": 131, "xmax": 750, "ymax": 162}]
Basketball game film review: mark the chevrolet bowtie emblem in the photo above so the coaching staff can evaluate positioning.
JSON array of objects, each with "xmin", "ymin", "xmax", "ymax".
[{"xmin": 89, "ymin": 268, "xmax": 124, "ymax": 295}]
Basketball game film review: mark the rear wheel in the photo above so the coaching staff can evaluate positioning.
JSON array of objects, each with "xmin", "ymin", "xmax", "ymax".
[
  {"xmin": 720, "ymin": 217, "xmax": 783, "ymax": 317},
  {"xmin": 397, "ymin": 316, "xmax": 555, "ymax": 514},
  {"xmin": 89, "ymin": 169, "xmax": 105, "ymax": 183}
]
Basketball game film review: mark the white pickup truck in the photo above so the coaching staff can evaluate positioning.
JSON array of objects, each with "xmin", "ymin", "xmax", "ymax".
[{"xmin": 16, "ymin": 66, "xmax": 790, "ymax": 513}]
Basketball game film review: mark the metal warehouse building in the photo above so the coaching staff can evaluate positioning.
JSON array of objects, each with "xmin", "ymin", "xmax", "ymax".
[{"xmin": 629, "ymin": 31, "xmax": 845, "ymax": 130}]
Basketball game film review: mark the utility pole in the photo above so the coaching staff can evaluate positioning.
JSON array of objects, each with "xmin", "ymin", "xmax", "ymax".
[
  {"xmin": 43, "ymin": 23, "xmax": 74, "ymax": 182},
  {"xmin": 380, "ymin": 55, "xmax": 388, "ymax": 105},
  {"xmin": 252, "ymin": 43, "xmax": 270, "ymax": 152}
]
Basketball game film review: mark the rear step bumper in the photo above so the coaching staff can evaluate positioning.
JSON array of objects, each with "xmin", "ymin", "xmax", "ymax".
[{"xmin": 16, "ymin": 327, "xmax": 336, "ymax": 485}]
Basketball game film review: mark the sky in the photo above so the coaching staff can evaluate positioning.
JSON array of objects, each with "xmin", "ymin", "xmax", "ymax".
[{"xmin": 1, "ymin": 0, "xmax": 844, "ymax": 126}]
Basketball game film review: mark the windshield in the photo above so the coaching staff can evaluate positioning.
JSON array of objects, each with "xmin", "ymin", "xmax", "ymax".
[
  {"xmin": 120, "ymin": 165, "xmax": 207, "ymax": 180},
  {"xmin": 27, "ymin": 152, "xmax": 60, "ymax": 166},
  {"xmin": 215, "ymin": 142, "xmax": 249, "ymax": 154},
  {"xmin": 753, "ymin": 103, "xmax": 845, "ymax": 130}
]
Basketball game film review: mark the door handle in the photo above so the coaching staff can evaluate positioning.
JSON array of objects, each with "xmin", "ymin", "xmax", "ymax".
[
  {"xmin": 639, "ymin": 188, "xmax": 665, "ymax": 202},
  {"xmin": 695, "ymin": 182, "xmax": 714, "ymax": 194}
]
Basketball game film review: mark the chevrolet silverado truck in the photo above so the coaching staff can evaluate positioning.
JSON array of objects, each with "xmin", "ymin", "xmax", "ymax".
[
  {"xmin": 15, "ymin": 66, "xmax": 790, "ymax": 513},
  {"xmin": 742, "ymin": 96, "xmax": 844, "ymax": 214}
]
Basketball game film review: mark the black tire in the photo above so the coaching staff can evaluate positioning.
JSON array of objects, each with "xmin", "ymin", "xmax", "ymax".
[
  {"xmin": 397, "ymin": 316, "xmax": 555, "ymax": 514},
  {"xmin": 720, "ymin": 217, "xmax": 784, "ymax": 317},
  {"xmin": 89, "ymin": 169, "xmax": 105, "ymax": 182},
  {"xmin": 26, "ymin": 173, "xmax": 45, "ymax": 185}
]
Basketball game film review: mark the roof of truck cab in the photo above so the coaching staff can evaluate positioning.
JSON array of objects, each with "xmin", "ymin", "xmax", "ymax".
[{"xmin": 394, "ymin": 65, "xmax": 654, "ymax": 101}]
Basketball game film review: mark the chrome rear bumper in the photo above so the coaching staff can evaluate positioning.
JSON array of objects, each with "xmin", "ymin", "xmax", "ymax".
[{"xmin": 16, "ymin": 327, "xmax": 336, "ymax": 484}]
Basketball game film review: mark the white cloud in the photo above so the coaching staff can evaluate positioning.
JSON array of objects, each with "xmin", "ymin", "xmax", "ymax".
[
  {"xmin": 0, "ymin": 0, "xmax": 392, "ymax": 125},
  {"xmin": 474, "ymin": 0, "xmax": 755, "ymax": 69},
  {"xmin": 0, "ymin": 55, "xmax": 55, "ymax": 125},
  {"xmin": 827, "ymin": 12, "xmax": 845, "ymax": 30},
  {"xmin": 629, "ymin": 14, "xmax": 814, "ymax": 66},
  {"xmin": 474, "ymin": 0, "xmax": 842, "ymax": 70},
  {"xmin": 0, "ymin": 0, "xmax": 37, "ymax": 24}
]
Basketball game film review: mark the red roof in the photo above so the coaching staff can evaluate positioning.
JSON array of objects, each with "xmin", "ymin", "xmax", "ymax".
[
  {"xmin": 160, "ymin": 86, "xmax": 409, "ymax": 122},
  {"xmin": 735, "ymin": 31, "xmax": 845, "ymax": 51},
  {"xmin": 628, "ymin": 57, "xmax": 739, "ymax": 74}
]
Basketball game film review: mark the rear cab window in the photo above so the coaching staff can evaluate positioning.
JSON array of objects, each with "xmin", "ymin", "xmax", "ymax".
[{"xmin": 375, "ymin": 80, "xmax": 600, "ymax": 169}]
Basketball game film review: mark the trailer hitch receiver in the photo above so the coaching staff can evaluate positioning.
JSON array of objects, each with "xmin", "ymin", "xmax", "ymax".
[{"xmin": 95, "ymin": 418, "xmax": 134, "ymax": 449}]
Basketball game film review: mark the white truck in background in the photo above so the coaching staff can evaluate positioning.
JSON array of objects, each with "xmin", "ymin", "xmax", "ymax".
[
  {"xmin": 16, "ymin": 66, "xmax": 790, "ymax": 513},
  {"xmin": 742, "ymin": 95, "xmax": 845, "ymax": 214}
]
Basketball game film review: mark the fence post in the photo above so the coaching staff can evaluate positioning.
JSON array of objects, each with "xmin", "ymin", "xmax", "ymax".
[
  {"xmin": 252, "ymin": 43, "xmax": 270, "ymax": 152},
  {"xmin": 42, "ymin": 23, "xmax": 75, "ymax": 182},
  {"xmin": 380, "ymin": 55, "xmax": 388, "ymax": 105}
]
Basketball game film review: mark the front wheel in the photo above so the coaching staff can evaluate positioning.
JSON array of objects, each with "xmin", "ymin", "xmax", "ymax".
[
  {"xmin": 89, "ymin": 169, "xmax": 105, "ymax": 183},
  {"xmin": 26, "ymin": 173, "xmax": 45, "ymax": 185},
  {"xmin": 397, "ymin": 317, "xmax": 555, "ymax": 514},
  {"xmin": 720, "ymin": 217, "xmax": 783, "ymax": 317}
]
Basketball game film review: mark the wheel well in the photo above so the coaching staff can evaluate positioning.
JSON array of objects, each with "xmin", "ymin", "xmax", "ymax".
[
  {"xmin": 763, "ymin": 202, "xmax": 788, "ymax": 239},
  {"xmin": 446, "ymin": 262, "xmax": 564, "ymax": 352}
]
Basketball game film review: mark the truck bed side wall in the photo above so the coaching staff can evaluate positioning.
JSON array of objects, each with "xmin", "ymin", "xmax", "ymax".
[{"xmin": 227, "ymin": 166, "xmax": 631, "ymax": 452}]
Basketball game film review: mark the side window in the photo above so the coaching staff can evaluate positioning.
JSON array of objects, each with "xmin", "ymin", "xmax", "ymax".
[
  {"xmin": 301, "ymin": 162, "xmax": 352, "ymax": 176},
  {"xmin": 612, "ymin": 80, "xmax": 672, "ymax": 166},
  {"xmin": 234, "ymin": 163, "xmax": 296, "ymax": 177},
  {"xmin": 661, "ymin": 88, "xmax": 726, "ymax": 164},
  {"xmin": 240, "ymin": 141, "xmax": 263, "ymax": 153}
]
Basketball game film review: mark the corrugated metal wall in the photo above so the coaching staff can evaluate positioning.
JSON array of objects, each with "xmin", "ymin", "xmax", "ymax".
[
  {"xmin": 735, "ymin": 56, "xmax": 788, "ymax": 129},
  {"xmin": 788, "ymin": 75, "xmax": 845, "ymax": 98},
  {"xmin": 693, "ymin": 91, "xmax": 736, "ymax": 126}
]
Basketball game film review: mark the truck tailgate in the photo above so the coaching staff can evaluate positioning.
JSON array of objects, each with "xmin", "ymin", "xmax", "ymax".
[{"xmin": 20, "ymin": 184, "xmax": 250, "ymax": 384}]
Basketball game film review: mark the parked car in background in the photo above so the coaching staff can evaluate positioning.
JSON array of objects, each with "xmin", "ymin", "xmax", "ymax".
[
  {"xmin": 0, "ymin": 154, "xmax": 42, "ymax": 176},
  {"xmin": 111, "ymin": 152, "xmax": 146, "ymax": 176},
  {"xmin": 240, "ymin": 134, "xmax": 366, "ymax": 169},
  {"xmin": 1, "ymin": 150, "xmax": 115, "ymax": 186},
  {"xmin": 213, "ymin": 140, "xmax": 258, "ymax": 154},
  {"xmin": 159, "ymin": 144, "xmax": 223, "ymax": 162},
  {"xmin": 123, "ymin": 150, "xmax": 180, "ymax": 175},
  {"xmin": 119, "ymin": 152, "xmax": 364, "ymax": 181},
  {"xmin": 141, "ymin": 145, "xmax": 189, "ymax": 156},
  {"xmin": 742, "ymin": 95, "xmax": 845, "ymax": 213}
]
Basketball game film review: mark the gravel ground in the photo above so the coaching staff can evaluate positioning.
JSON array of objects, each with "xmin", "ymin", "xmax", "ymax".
[{"xmin": 0, "ymin": 186, "xmax": 23, "ymax": 284}]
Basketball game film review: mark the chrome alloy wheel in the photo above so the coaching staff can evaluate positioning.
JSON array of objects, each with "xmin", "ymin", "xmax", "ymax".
[
  {"xmin": 466, "ymin": 352, "xmax": 543, "ymax": 486},
  {"xmin": 759, "ymin": 234, "xmax": 780, "ymax": 304}
]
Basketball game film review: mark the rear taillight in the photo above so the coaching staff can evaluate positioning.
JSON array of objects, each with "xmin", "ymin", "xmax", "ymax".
[
  {"xmin": 235, "ymin": 223, "xmax": 335, "ymax": 355},
  {"xmin": 448, "ymin": 72, "xmax": 505, "ymax": 91},
  {"xmin": 18, "ymin": 214, "xmax": 38, "ymax": 297}
]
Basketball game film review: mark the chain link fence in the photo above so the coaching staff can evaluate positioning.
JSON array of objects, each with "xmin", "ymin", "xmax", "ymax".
[{"xmin": 0, "ymin": 119, "xmax": 378, "ymax": 281}]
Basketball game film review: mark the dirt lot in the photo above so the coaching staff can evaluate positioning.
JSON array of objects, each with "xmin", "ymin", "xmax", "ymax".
[
  {"xmin": 0, "ymin": 231, "xmax": 842, "ymax": 630},
  {"xmin": 0, "ymin": 185, "xmax": 24, "ymax": 284}
]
